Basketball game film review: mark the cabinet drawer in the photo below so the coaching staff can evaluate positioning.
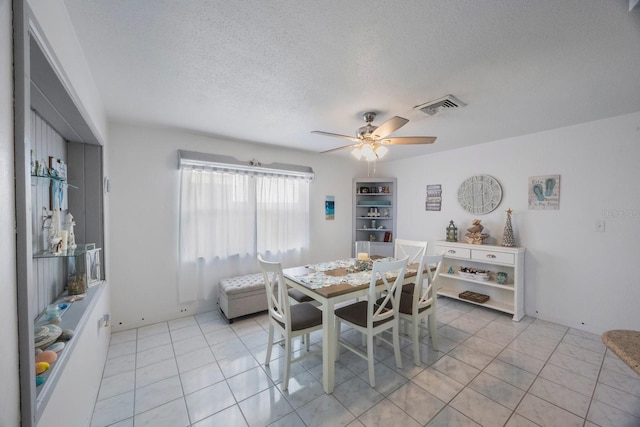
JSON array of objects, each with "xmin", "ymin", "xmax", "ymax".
[
  {"xmin": 471, "ymin": 249, "xmax": 514, "ymax": 265},
  {"xmin": 436, "ymin": 245, "xmax": 471, "ymax": 259}
]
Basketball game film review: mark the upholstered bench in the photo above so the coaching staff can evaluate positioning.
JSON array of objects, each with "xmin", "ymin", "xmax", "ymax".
[{"xmin": 218, "ymin": 273, "xmax": 268, "ymax": 323}]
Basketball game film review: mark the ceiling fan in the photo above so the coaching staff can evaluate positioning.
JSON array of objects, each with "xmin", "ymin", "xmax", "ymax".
[{"xmin": 312, "ymin": 112, "xmax": 436, "ymax": 161}]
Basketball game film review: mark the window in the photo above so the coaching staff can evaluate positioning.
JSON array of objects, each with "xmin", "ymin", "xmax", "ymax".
[{"xmin": 177, "ymin": 151, "xmax": 313, "ymax": 302}]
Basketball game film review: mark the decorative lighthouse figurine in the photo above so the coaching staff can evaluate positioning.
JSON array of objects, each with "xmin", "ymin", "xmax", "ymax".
[{"xmin": 66, "ymin": 212, "xmax": 77, "ymax": 249}]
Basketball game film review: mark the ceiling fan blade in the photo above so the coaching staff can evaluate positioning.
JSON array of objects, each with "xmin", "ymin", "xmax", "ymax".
[
  {"xmin": 320, "ymin": 143, "xmax": 359, "ymax": 154},
  {"xmin": 311, "ymin": 131, "xmax": 357, "ymax": 142},
  {"xmin": 381, "ymin": 136, "xmax": 437, "ymax": 145},
  {"xmin": 372, "ymin": 116, "xmax": 409, "ymax": 139}
]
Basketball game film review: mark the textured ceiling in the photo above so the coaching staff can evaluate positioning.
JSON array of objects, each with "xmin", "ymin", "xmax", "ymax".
[{"xmin": 63, "ymin": 0, "xmax": 640, "ymax": 161}]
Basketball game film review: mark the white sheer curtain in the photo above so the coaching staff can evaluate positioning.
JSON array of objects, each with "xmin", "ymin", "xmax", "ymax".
[
  {"xmin": 178, "ymin": 167, "xmax": 256, "ymax": 303},
  {"xmin": 178, "ymin": 165, "xmax": 311, "ymax": 303},
  {"xmin": 256, "ymin": 175, "xmax": 309, "ymax": 266}
]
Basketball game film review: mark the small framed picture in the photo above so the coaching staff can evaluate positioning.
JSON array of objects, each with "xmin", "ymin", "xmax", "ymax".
[{"xmin": 528, "ymin": 175, "xmax": 560, "ymax": 210}]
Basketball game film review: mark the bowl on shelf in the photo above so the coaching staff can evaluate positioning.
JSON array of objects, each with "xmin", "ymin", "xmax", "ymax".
[{"xmin": 458, "ymin": 267, "xmax": 491, "ymax": 281}]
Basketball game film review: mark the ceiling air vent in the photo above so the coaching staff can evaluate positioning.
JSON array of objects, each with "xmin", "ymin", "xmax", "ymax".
[{"xmin": 414, "ymin": 94, "xmax": 466, "ymax": 116}]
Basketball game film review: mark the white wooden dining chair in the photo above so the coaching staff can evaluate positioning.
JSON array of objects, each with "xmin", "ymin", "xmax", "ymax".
[
  {"xmin": 258, "ymin": 255, "xmax": 323, "ymax": 390},
  {"xmin": 399, "ymin": 253, "xmax": 443, "ymax": 365},
  {"xmin": 394, "ymin": 238, "xmax": 428, "ymax": 295},
  {"xmin": 334, "ymin": 257, "xmax": 409, "ymax": 388}
]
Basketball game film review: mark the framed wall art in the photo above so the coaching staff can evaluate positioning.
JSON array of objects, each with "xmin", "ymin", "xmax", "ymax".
[
  {"xmin": 426, "ymin": 184, "xmax": 442, "ymax": 211},
  {"xmin": 528, "ymin": 174, "xmax": 560, "ymax": 210},
  {"xmin": 325, "ymin": 195, "xmax": 335, "ymax": 220}
]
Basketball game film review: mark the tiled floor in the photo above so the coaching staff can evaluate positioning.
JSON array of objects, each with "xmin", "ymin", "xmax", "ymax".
[{"xmin": 90, "ymin": 297, "xmax": 640, "ymax": 427}]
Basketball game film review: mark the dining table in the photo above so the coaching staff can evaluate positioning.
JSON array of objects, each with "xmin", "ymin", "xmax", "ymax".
[{"xmin": 283, "ymin": 257, "xmax": 423, "ymax": 394}]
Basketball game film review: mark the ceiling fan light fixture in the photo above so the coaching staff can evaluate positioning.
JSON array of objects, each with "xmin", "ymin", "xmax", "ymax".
[
  {"xmin": 374, "ymin": 144, "xmax": 388, "ymax": 159},
  {"xmin": 351, "ymin": 146, "xmax": 362, "ymax": 159},
  {"xmin": 360, "ymin": 143, "xmax": 376, "ymax": 161}
]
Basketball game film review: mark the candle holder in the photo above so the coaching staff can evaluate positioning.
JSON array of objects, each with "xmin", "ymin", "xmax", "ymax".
[{"xmin": 355, "ymin": 240, "xmax": 371, "ymax": 270}]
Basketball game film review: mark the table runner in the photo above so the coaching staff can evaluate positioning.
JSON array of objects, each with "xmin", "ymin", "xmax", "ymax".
[{"xmin": 291, "ymin": 257, "xmax": 417, "ymax": 289}]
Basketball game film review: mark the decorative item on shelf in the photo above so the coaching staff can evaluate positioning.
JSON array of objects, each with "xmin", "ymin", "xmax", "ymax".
[
  {"xmin": 67, "ymin": 274, "xmax": 87, "ymax": 296},
  {"xmin": 382, "ymin": 209, "xmax": 389, "ymax": 217},
  {"xmin": 458, "ymin": 290, "xmax": 490, "ymax": 304},
  {"xmin": 34, "ymin": 323, "xmax": 62, "ymax": 350},
  {"xmin": 496, "ymin": 272, "xmax": 508, "ymax": 284},
  {"xmin": 59, "ymin": 230, "xmax": 68, "ymax": 251},
  {"xmin": 37, "ymin": 159, "xmax": 47, "ymax": 176},
  {"xmin": 65, "ymin": 212, "xmax": 77, "ymax": 249},
  {"xmin": 49, "ymin": 236, "xmax": 62, "ymax": 255},
  {"xmin": 447, "ymin": 266, "xmax": 455, "ymax": 274},
  {"xmin": 502, "ymin": 208, "xmax": 515, "ymax": 247},
  {"xmin": 369, "ymin": 234, "xmax": 376, "ymax": 242},
  {"xmin": 383, "ymin": 231, "xmax": 392, "ymax": 242},
  {"xmin": 458, "ymin": 266, "xmax": 491, "ymax": 281},
  {"xmin": 464, "ymin": 219, "xmax": 489, "ymax": 244},
  {"xmin": 446, "ymin": 220, "xmax": 458, "ymax": 242},
  {"xmin": 41, "ymin": 207, "xmax": 53, "ymax": 252},
  {"xmin": 371, "ymin": 220, "xmax": 376, "ymax": 229},
  {"xmin": 45, "ymin": 304, "xmax": 61, "ymax": 321}
]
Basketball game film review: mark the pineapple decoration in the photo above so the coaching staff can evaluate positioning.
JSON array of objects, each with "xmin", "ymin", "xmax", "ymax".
[{"xmin": 502, "ymin": 208, "xmax": 515, "ymax": 247}]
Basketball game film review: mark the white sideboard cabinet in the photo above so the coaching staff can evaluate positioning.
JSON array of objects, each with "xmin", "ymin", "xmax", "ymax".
[{"xmin": 434, "ymin": 241, "xmax": 526, "ymax": 321}]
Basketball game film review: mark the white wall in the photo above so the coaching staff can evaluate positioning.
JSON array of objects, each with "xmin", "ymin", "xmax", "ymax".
[
  {"xmin": 108, "ymin": 122, "xmax": 362, "ymax": 330},
  {"xmin": 0, "ymin": 1, "xmax": 21, "ymax": 425},
  {"xmin": 28, "ymin": 0, "xmax": 107, "ymax": 143},
  {"xmin": 378, "ymin": 111, "xmax": 640, "ymax": 335}
]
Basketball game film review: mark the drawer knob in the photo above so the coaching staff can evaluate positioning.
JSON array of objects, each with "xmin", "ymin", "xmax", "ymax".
[
  {"xmin": 448, "ymin": 250, "xmax": 456, "ymax": 254},
  {"xmin": 486, "ymin": 254, "xmax": 496, "ymax": 259}
]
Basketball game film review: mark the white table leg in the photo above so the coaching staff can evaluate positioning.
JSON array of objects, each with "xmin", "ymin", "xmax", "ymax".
[{"xmin": 322, "ymin": 299, "xmax": 335, "ymax": 393}]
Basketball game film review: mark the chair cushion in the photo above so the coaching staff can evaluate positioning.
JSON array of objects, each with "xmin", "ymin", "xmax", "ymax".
[
  {"xmin": 288, "ymin": 288, "xmax": 314, "ymax": 303},
  {"xmin": 376, "ymin": 293, "xmax": 431, "ymax": 315},
  {"xmin": 335, "ymin": 301, "xmax": 392, "ymax": 328},
  {"xmin": 275, "ymin": 303, "xmax": 322, "ymax": 331},
  {"xmin": 401, "ymin": 282, "xmax": 416, "ymax": 295}
]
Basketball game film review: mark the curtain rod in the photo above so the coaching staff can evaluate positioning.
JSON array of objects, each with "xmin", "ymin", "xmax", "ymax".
[{"xmin": 178, "ymin": 150, "xmax": 314, "ymax": 181}]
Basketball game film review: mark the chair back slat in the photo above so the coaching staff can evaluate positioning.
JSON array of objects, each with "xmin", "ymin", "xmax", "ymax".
[
  {"xmin": 394, "ymin": 239, "xmax": 428, "ymax": 266},
  {"xmin": 258, "ymin": 255, "xmax": 290, "ymax": 330},
  {"xmin": 369, "ymin": 257, "xmax": 409, "ymax": 324},
  {"xmin": 417, "ymin": 254, "xmax": 444, "ymax": 310},
  {"xmin": 395, "ymin": 239, "xmax": 428, "ymax": 290}
]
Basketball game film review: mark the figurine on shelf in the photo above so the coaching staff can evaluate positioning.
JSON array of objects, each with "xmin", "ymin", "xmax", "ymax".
[
  {"xmin": 66, "ymin": 212, "xmax": 77, "ymax": 249},
  {"xmin": 464, "ymin": 219, "xmax": 490, "ymax": 244},
  {"xmin": 502, "ymin": 209, "xmax": 515, "ymax": 247}
]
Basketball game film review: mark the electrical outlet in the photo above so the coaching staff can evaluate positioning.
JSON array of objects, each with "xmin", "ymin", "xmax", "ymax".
[{"xmin": 595, "ymin": 220, "xmax": 605, "ymax": 232}]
